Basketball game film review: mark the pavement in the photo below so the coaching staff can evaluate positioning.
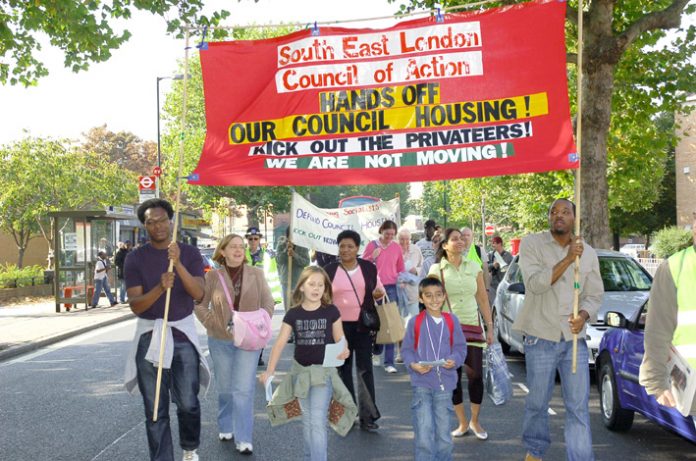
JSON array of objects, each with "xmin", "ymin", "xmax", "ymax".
[{"xmin": 0, "ymin": 296, "xmax": 135, "ymax": 361}]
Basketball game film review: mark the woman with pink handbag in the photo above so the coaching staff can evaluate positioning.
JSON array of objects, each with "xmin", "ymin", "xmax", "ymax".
[{"xmin": 194, "ymin": 233, "xmax": 275, "ymax": 455}]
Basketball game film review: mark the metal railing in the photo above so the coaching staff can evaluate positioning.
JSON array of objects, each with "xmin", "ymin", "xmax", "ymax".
[{"xmin": 636, "ymin": 258, "xmax": 662, "ymax": 277}]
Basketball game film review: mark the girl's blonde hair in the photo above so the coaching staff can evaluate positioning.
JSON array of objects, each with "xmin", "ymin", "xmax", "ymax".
[
  {"xmin": 291, "ymin": 266, "xmax": 333, "ymax": 307},
  {"xmin": 212, "ymin": 233, "xmax": 246, "ymax": 266}
]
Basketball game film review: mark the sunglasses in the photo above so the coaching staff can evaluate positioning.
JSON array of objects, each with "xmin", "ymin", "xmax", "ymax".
[{"xmin": 247, "ymin": 236, "xmax": 260, "ymax": 241}]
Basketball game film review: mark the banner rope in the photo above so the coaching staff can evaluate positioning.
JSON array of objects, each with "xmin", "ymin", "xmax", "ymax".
[{"xmin": 184, "ymin": 0, "xmax": 502, "ymax": 32}]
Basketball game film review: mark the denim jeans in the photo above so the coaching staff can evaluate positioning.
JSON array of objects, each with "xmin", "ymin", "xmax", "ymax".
[
  {"xmin": 412, "ymin": 386, "xmax": 454, "ymax": 461},
  {"xmin": 381, "ymin": 284, "xmax": 399, "ymax": 366},
  {"xmin": 207, "ymin": 336, "xmax": 260, "ymax": 443},
  {"xmin": 119, "ymin": 278, "xmax": 127, "ymax": 303},
  {"xmin": 522, "ymin": 336, "xmax": 594, "ymax": 461},
  {"xmin": 299, "ymin": 376, "xmax": 332, "ymax": 461},
  {"xmin": 339, "ymin": 321, "xmax": 380, "ymax": 424},
  {"xmin": 136, "ymin": 331, "xmax": 201, "ymax": 461},
  {"xmin": 91, "ymin": 277, "xmax": 116, "ymax": 306}
]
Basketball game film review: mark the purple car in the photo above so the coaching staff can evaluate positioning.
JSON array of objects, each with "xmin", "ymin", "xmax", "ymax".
[{"xmin": 596, "ymin": 303, "xmax": 696, "ymax": 443}]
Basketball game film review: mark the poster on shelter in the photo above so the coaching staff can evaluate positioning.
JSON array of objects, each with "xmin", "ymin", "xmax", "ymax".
[{"xmin": 191, "ymin": 0, "xmax": 576, "ymax": 186}]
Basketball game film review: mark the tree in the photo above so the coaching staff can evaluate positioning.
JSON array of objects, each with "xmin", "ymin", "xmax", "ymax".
[
  {"xmin": 396, "ymin": 0, "xmax": 696, "ymax": 248},
  {"xmin": 81, "ymin": 125, "xmax": 157, "ymax": 175},
  {"xmin": 0, "ymin": 1, "xmax": 230, "ymax": 86},
  {"xmin": 0, "ymin": 137, "xmax": 136, "ymax": 268},
  {"xmin": 609, "ymin": 112, "xmax": 677, "ymax": 248}
]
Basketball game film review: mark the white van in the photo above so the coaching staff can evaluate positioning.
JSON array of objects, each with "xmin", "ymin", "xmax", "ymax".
[{"xmin": 619, "ymin": 243, "xmax": 645, "ymax": 258}]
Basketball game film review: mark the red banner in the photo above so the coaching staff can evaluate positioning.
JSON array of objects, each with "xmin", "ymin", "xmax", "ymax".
[{"xmin": 191, "ymin": 0, "xmax": 576, "ymax": 186}]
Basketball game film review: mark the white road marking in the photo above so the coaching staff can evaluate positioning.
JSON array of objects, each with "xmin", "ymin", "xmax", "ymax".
[
  {"xmin": 90, "ymin": 421, "xmax": 144, "ymax": 461},
  {"xmin": 0, "ymin": 318, "xmax": 136, "ymax": 368},
  {"xmin": 515, "ymin": 382, "xmax": 556, "ymax": 415}
]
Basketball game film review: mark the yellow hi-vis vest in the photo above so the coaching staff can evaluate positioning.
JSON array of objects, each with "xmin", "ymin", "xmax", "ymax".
[
  {"xmin": 467, "ymin": 245, "xmax": 482, "ymax": 267},
  {"xmin": 668, "ymin": 246, "xmax": 696, "ymax": 370}
]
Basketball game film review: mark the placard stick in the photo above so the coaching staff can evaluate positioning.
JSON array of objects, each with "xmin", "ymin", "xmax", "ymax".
[{"xmin": 153, "ymin": 28, "xmax": 191, "ymax": 421}]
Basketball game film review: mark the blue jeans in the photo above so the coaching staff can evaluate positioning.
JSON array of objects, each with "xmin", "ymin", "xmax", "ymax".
[
  {"xmin": 91, "ymin": 277, "xmax": 116, "ymax": 306},
  {"xmin": 522, "ymin": 336, "xmax": 594, "ymax": 461},
  {"xmin": 207, "ymin": 336, "xmax": 260, "ymax": 443},
  {"xmin": 412, "ymin": 386, "xmax": 454, "ymax": 461},
  {"xmin": 299, "ymin": 375, "xmax": 332, "ymax": 461},
  {"xmin": 119, "ymin": 278, "xmax": 127, "ymax": 303},
  {"xmin": 381, "ymin": 284, "xmax": 399, "ymax": 366},
  {"xmin": 136, "ymin": 331, "xmax": 201, "ymax": 461}
]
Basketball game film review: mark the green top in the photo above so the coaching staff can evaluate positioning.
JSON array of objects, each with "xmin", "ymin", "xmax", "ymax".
[{"xmin": 428, "ymin": 257, "xmax": 482, "ymax": 326}]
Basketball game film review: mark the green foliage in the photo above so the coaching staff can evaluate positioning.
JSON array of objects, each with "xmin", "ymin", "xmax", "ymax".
[
  {"xmin": 0, "ymin": 1, "xmax": 230, "ymax": 86},
  {"xmin": 0, "ymin": 264, "xmax": 45, "ymax": 288},
  {"xmin": 652, "ymin": 226, "xmax": 692, "ymax": 258},
  {"xmin": 0, "ymin": 137, "xmax": 137, "ymax": 267},
  {"xmin": 80, "ymin": 125, "xmax": 157, "ymax": 175}
]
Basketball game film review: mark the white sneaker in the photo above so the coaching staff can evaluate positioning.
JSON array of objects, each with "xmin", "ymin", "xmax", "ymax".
[
  {"xmin": 182, "ymin": 449, "xmax": 199, "ymax": 461},
  {"xmin": 236, "ymin": 442, "xmax": 253, "ymax": 455},
  {"xmin": 372, "ymin": 355, "xmax": 381, "ymax": 366},
  {"xmin": 384, "ymin": 365, "xmax": 398, "ymax": 374},
  {"xmin": 218, "ymin": 432, "xmax": 233, "ymax": 441}
]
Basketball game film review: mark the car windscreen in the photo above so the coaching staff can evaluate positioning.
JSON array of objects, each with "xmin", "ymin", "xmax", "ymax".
[{"xmin": 599, "ymin": 256, "xmax": 652, "ymax": 292}]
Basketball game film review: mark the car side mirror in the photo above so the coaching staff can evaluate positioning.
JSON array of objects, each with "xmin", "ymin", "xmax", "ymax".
[
  {"xmin": 605, "ymin": 311, "xmax": 627, "ymax": 328},
  {"xmin": 508, "ymin": 282, "xmax": 525, "ymax": 294}
]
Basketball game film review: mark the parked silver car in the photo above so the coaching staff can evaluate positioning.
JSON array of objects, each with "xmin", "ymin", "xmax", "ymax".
[{"xmin": 493, "ymin": 249, "xmax": 652, "ymax": 365}]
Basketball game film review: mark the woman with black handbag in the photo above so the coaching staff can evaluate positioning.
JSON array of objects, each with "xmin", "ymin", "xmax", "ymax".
[
  {"xmin": 325, "ymin": 230, "xmax": 385, "ymax": 431},
  {"xmin": 428, "ymin": 228, "xmax": 494, "ymax": 441}
]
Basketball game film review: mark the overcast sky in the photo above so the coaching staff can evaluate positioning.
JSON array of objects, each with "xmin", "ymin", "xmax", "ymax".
[{"xmin": 0, "ymin": 0, "xmax": 404, "ymax": 146}]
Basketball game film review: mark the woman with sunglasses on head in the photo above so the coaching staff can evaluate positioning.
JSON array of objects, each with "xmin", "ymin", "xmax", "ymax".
[
  {"xmin": 428, "ymin": 228, "xmax": 494, "ymax": 441},
  {"xmin": 194, "ymin": 233, "xmax": 275, "ymax": 455}
]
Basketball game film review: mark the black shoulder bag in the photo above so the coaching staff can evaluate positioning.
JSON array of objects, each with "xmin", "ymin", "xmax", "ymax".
[{"xmin": 341, "ymin": 264, "xmax": 380, "ymax": 332}]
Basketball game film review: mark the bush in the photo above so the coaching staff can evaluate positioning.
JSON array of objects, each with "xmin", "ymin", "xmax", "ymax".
[
  {"xmin": 0, "ymin": 263, "xmax": 46, "ymax": 288},
  {"xmin": 652, "ymin": 227, "xmax": 693, "ymax": 259}
]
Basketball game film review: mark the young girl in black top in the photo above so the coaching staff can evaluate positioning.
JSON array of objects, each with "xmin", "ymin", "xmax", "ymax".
[{"xmin": 260, "ymin": 266, "xmax": 350, "ymax": 461}]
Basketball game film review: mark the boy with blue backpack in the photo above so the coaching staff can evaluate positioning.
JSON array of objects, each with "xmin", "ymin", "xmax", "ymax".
[{"xmin": 402, "ymin": 277, "xmax": 467, "ymax": 461}]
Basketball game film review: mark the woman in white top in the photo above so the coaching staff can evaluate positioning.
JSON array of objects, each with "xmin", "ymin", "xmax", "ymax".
[{"xmin": 397, "ymin": 228, "xmax": 423, "ymax": 319}]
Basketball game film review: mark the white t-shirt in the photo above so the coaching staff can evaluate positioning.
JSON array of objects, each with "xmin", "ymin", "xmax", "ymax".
[{"xmin": 94, "ymin": 259, "xmax": 108, "ymax": 280}]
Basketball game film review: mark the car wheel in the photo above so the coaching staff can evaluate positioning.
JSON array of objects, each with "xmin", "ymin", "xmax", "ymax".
[
  {"xmin": 492, "ymin": 308, "xmax": 510, "ymax": 354},
  {"xmin": 598, "ymin": 360, "xmax": 634, "ymax": 431}
]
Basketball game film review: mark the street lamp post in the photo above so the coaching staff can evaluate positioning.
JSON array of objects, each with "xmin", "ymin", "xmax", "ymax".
[{"xmin": 156, "ymin": 74, "xmax": 186, "ymax": 198}]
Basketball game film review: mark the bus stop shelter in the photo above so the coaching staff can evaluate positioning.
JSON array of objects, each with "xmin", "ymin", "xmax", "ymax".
[{"xmin": 50, "ymin": 208, "xmax": 134, "ymax": 313}]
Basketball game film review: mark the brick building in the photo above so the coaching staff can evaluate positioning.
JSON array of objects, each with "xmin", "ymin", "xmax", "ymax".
[{"xmin": 676, "ymin": 95, "xmax": 696, "ymax": 228}]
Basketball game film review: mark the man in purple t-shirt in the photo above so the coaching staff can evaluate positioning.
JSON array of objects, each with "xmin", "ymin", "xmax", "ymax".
[{"xmin": 124, "ymin": 198, "xmax": 205, "ymax": 461}]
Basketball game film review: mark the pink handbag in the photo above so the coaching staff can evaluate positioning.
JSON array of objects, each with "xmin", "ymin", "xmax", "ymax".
[{"xmin": 217, "ymin": 270, "xmax": 272, "ymax": 351}]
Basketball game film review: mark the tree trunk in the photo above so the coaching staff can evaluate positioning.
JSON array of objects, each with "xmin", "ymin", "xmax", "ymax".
[
  {"xmin": 17, "ymin": 247, "xmax": 25, "ymax": 268},
  {"xmin": 246, "ymin": 207, "xmax": 260, "ymax": 228},
  {"xmin": 612, "ymin": 231, "xmax": 620, "ymax": 251},
  {"xmin": 579, "ymin": 60, "xmax": 615, "ymax": 250}
]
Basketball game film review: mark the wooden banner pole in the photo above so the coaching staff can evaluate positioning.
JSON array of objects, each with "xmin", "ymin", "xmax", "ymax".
[
  {"xmin": 153, "ymin": 28, "xmax": 191, "ymax": 421},
  {"xmin": 572, "ymin": 0, "xmax": 584, "ymax": 374}
]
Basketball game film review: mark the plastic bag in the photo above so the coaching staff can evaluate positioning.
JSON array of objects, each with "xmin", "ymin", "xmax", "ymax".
[{"xmin": 485, "ymin": 342, "xmax": 512, "ymax": 405}]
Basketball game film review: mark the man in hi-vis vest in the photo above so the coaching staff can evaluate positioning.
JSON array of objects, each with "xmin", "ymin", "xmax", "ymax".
[{"xmin": 640, "ymin": 211, "xmax": 696, "ymax": 415}]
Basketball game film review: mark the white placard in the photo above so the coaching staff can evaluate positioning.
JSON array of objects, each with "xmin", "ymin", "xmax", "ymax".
[{"xmin": 290, "ymin": 192, "xmax": 400, "ymax": 255}]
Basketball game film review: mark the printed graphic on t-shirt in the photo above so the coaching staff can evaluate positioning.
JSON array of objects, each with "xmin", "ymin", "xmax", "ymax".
[{"xmin": 295, "ymin": 318, "xmax": 328, "ymax": 346}]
